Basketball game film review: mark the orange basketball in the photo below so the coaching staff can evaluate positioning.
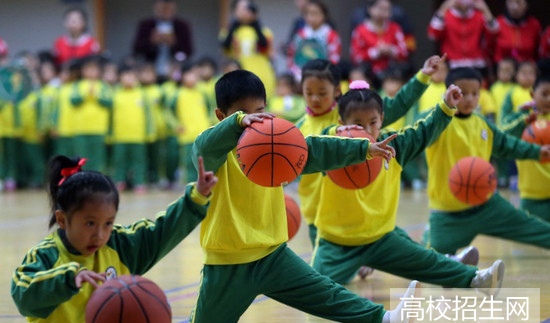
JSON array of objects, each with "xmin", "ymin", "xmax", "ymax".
[
  {"xmin": 237, "ymin": 117, "xmax": 308, "ymax": 187},
  {"xmin": 522, "ymin": 119, "xmax": 550, "ymax": 163},
  {"xmin": 86, "ymin": 275, "xmax": 171, "ymax": 323},
  {"xmin": 284, "ymin": 194, "xmax": 301, "ymax": 240},
  {"xmin": 326, "ymin": 128, "xmax": 383, "ymax": 189},
  {"xmin": 448, "ymin": 157, "xmax": 497, "ymax": 206}
]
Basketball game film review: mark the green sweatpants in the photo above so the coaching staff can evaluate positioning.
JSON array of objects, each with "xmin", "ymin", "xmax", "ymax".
[
  {"xmin": 521, "ymin": 198, "xmax": 550, "ymax": 222},
  {"xmin": 191, "ymin": 244, "xmax": 385, "ymax": 323},
  {"xmin": 52, "ymin": 137, "xmax": 75, "ymax": 157},
  {"xmin": 311, "ymin": 227, "xmax": 477, "ymax": 287},
  {"xmin": 1, "ymin": 137, "xmax": 18, "ymax": 179},
  {"xmin": 428, "ymin": 193, "xmax": 550, "ymax": 254},
  {"xmin": 166, "ymin": 136, "xmax": 179, "ymax": 183},
  {"xmin": 73, "ymin": 135, "xmax": 106, "ymax": 172},
  {"xmin": 22, "ymin": 142, "xmax": 45, "ymax": 187},
  {"xmin": 146, "ymin": 140, "xmax": 162, "ymax": 184},
  {"xmin": 112, "ymin": 143, "xmax": 147, "ymax": 186}
]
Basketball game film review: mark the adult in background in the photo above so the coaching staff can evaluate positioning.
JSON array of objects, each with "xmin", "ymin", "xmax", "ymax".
[
  {"xmin": 491, "ymin": 0, "xmax": 541, "ymax": 64},
  {"xmin": 133, "ymin": 0, "xmax": 194, "ymax": 82},
  {"xmin": 53, "ymin": 7, "xmax": 100, "ymax": 68}
]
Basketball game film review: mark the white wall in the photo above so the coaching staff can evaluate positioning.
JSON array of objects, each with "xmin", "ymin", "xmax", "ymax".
[{"xmin": 0, "ymin": 0, "xmax": 95, "ymax": 56}]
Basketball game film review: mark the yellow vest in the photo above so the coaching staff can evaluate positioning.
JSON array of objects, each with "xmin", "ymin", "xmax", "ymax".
[{"xmin": 175, "ymin": 87, "xmax": 210, "ymax": 145}]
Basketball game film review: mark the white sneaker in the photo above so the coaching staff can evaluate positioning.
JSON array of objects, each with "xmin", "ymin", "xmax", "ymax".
[
  {"xmin": 382, "ymin": 280, "xmax": 421, "ymax": 323},
  {"xmin": 470, "ymin": 259, "xmax": 505, "ymax": 296},
  {"xmin": 447, "ymin": 246, "xmax": 479, "ymax": 266}
]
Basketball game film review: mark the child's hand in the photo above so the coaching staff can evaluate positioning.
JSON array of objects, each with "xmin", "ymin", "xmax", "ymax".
[
  {"xmin": 336, "ymin": 124, "xmax": 364, "ymax": 133},
  {"xmin": 75, "ymin": 270, "xmax": 106, "ymax": 289},
  {"xmin": 540, "ymin": 145, "xmax": 550, "ymax": 162},
  {"xmin": 240, "ymin": 112, "xmax": 275, "ymax": 127},
  {"xmin": 444, "ymin": 84, "xmax": 463, "ymax": 107},
  {"xmin": 196, "ymin": 156, "xmax": 218, "ymax": 196},
  {"xmin": 421, "ymin": 53, "xmax": 447, "ymax": 76},
  {"xmin": 525, "ymin": 112, "xmax": 539, "ymax": 124},
  {"xmin": 368, "ymin": 134, "xmax": 397, "ymax": 163}
]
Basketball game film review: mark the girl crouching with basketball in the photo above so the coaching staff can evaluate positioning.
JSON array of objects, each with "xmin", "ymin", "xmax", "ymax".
[
  {"xmin": 11, "ymin": 155, "xmax": 217, "ymax": 322},
  {"xmin": 311, "ymin": 80, "xmax": 505, "ymax": 295}
]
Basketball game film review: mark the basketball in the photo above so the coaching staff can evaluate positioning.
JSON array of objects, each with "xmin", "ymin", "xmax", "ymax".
[
  {"xmin": 284, "ymin": 194, "xmax": 301, "ymax": 240},
  {"xmin": 522, "ymin": 120, "xmax": 550, "ymax": 162},
  {"xmin": 326, "ymin": 129, "xmax": 383, "ymax": 189},
  {"xmin": 236, "ymin": 117, "xmax": 309, "ymax": 187},
  {"xmin": 86, "ymin": 275, "xmax": 171, "ymax": 323},
  {"xmin": 448, "ymin": 157, "xmax": 497, "ymax": 206}
]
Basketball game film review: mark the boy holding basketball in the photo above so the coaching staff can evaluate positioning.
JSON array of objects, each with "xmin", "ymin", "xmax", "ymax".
[
  {"xmin": 424, "ymin": 67, "xmax": 550, "ymax": 256},
  {"xmin": 190, "ymin": 69, "xmax": 418, "ymax": 323},
  {"xmin": 501, "ymin": 75, "xmax": 550, "ymax": 221}
]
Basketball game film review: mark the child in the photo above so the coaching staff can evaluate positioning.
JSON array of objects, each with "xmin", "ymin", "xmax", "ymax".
[
  {"xmin": 350, "ymin": 0, "xmax": 408, "ymax": 75},
  {"xmin": 418, "ymin": 58, "xmax": 449, "ymax": 115},
  {"xmin": 196, "ymin": 56, "xmax": 219, "ymax": 125},
  {"xmin": 51, "ymin": 59, "xmax": 80, "ymax": 157},
  {"xmin": 267, "ymin": 72, "xmax": 305, "ymax": 123},
  {"xmin": 380, "ymin": 67, "xmax": 407, "ymax": 130},
  {"xmin": 502, "ymin": 75, "xmax": 550, "ymax": 221},
  {"xmin": 220, "ymin": 0, "xmax": 276, "ymax": 96},
  {"xmin": 70, "ymin": 55, "xmax": 112, "ymax": 172},
  {"xmin": 110, "ymin": 64, "xmax": 153, "ymax": 193},
  {"xmin": 311, "ymin": 80, "xmax": 504, "ymax": 295},
  {"xmin": 139, "ymin": 62, "xmax": 165, "ymax": 186},
  {"xmin": 500, "ymin": 60, "xmax": 538, "ymax": 124},
  {"xmin": 11, "ymin": 155, "xmax": 217, "ymax": 322},
  {"xmin": 298, "ymin": 55, "xmax": 444, "ymax": 246},
  {"xmin": 171, "ymin": 61, "xmax": 210, "ymax": 184},
  {"xmin": 428, "ymin": 0, "xmax": 497, "ymax": 70},
  {"xmin": 53, "ymin": 7, "xmax": 100, "ymax": 66},
  {"xmin": 490, "ymin": 57, "xmax": 516, "ymax": 123},
  {"xmin": 423, "ymin": 67, "xmax": 550, "ymax": 256},
  {"xmin": 190, "ymin": 68, "xmax": 419, "ymax": 323},
  {"xmin": 286, "ymin": 0, "xmax": 341, "ymax": 80}
]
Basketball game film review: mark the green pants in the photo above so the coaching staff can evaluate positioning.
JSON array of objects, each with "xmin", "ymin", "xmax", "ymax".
[
  {"xmin": 146, "ymin": 140, "xmax": 162, "ymax": 184},
  {"xmin": 73, "ymin": 135, "xmax": 106, "ymax": 172},
  {"xmin": 191, "ymin": 244, "xmax": 385, "ymax": 323},
  {"xmin": 1, "ymin": 137, "xmax": 18, "ymax": 179},
  {"xmin": 428, "ymin": 193, "xmax": 550, "ymax": 254},
  {"xmin": 312, "ymin": 227, "xmax": 477, "ymax": 287},
  {"xmin": 52, "ymin": 137, "xmax": 75, "ymax": 158},
  {"xmin": 521, "ymin": 198, "xmax": 550, "ymax": 222},
  {"xmin": 181, "ymin": 143, "xmax": 197, "ymax": 184},
  {"xmin": 166, "ymin": 136, "xmax": 179, "ymax": 183},
  {"xmin": 112, "ymin": 144, "xmax": 147, "ymax": 186},
  {"xmin": 22, "ymin": 142, "xmax": 45, "ymax": 187}
]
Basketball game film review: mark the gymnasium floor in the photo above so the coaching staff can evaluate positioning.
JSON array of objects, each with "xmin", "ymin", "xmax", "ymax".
[{"xmin": 1, "ymin": 187, "xmax": 549, "ymax": 322}]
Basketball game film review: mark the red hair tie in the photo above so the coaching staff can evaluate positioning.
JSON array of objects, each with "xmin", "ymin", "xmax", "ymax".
[{"xmin": 58, "ymin": 158, "xmax": 88, "ymax": 186}]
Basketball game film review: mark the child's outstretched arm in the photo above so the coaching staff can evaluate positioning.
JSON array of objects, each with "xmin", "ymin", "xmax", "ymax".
[
  {"xmin": 11, "ymin": 249, "xmax": 97, "ymax": 318},
  {"xmin": 111, "ymin": 157, "xmax": 217, "ymax": 275},
  {"xmin": 381, "ymin": 54, "xmax": 447, "ymax": 126},
  {"xmin": 489, "ymin": 121, "xmax": 542, "ymax": 161},
  {"xmin": 192, "ymin": 111, "xmax": 274, "ymax": 173},
  {"xmin": 387, "ymin": 84, "xmax": 460, "ymax": 167}
]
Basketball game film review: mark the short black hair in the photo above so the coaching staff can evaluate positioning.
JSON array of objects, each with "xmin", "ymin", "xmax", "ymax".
[
  {"xmin": 338, "ymin": 88, "xmax": 383, "ymax": 121},
  {"xmin": 534, "ymin": 74, "xmax": 550, "ymax": 90},
  {"xmin": 215, "ymin": 70, "xmax": 266, "ymax": 114},
  {"xmin": 301, "ymin": 59, "xmax": 341, "ymax": 87},
  {"xmin": 445, "ymin": 67, "xmax": 482, "ymax": 87}
]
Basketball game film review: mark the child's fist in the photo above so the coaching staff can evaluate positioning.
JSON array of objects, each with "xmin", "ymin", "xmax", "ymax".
[
  {"xmin": 421, "ymin": 53, "xmax": 447, "ymax": 76},
  {"xmin": 444, "ymin": 84, "xmax": 463, "ymax": 108}
]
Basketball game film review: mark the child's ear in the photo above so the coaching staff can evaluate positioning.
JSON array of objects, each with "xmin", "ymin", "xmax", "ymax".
[
  {"xmin": 55, "ymin": 210, "xmax": 67, "ymax": 230},
  {"xmin": 215, "ymin": 108, "xmax": 226, "ymax": 122}
]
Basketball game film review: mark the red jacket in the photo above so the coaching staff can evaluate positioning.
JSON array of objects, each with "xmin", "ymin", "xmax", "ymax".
[
  {"xmin": 350, "ymin": 21, "xmax": 408, "ymax": 73},
  {"xmin": 53, "ymin": 34, "xmax": 100, "ymax": 66},
  {"xmin": 492, "ymin": 15, "xmax": 541, "ymax": 63},
  {"xmin": 540, "ymin": 26, "xmax": 550, "ymax": 59},
  {"xmin": 428, "ymin": 8, "xmax": 498, "ymax": 68}
]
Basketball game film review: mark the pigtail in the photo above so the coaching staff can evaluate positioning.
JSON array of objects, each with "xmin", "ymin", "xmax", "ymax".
[{"xmin": 47, "ymin": 155, "xmax": 81, "ymax": 228}]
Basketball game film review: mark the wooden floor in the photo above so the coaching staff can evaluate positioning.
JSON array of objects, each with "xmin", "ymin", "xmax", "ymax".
[{"xmin": 1, "ymin": 186, "xmax": 549, "ymax": 322}]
